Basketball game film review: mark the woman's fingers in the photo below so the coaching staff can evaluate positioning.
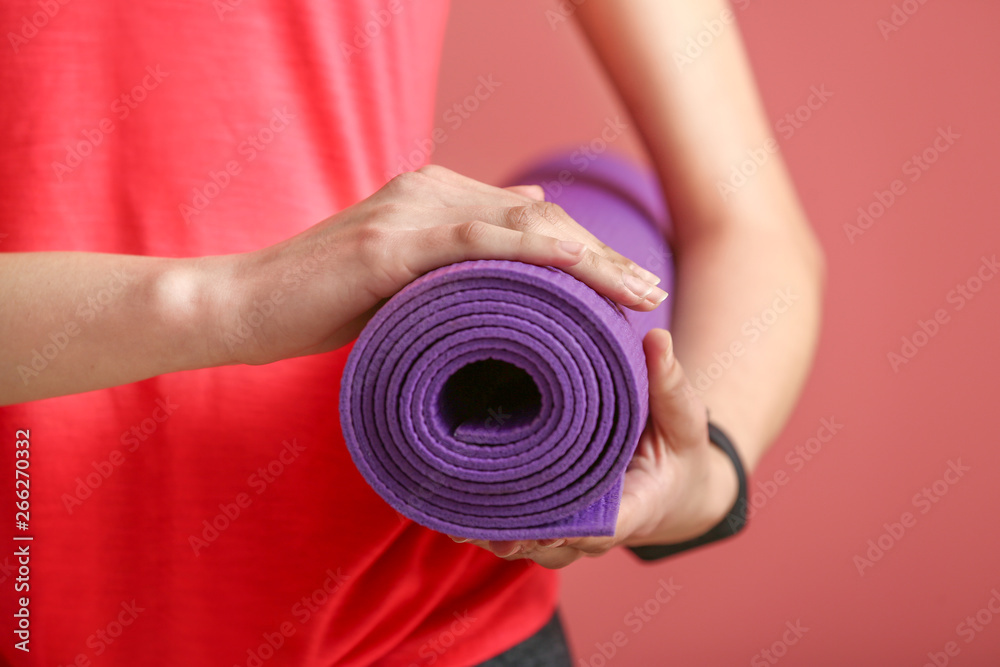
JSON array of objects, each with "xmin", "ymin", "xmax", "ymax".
[
  {"xmin": 447, "ymin": 535, "xmax": 601, "ymax": 569},
  {"xmin": 571, "ymin": 250, "xmax": 668, "ymax": 311},
  {"xmin": 372, "ymin": 167, "xmax": 666, "ymax": 309},
  {"xmin": 481, "ymin": 202, "xmax": 661, "ymax": 281},
  {"xmin": 391, "ymin": 168, "xmax": 662, "ymax": 282},
  {"xmin": 405, "ymin": 220, "xmax": 586, "ymax": 270},
  {"xmin": 453, "ymin": 203, "xmax": 665, "ymax": 303},
  {"xmin": 403, "ymin": 221, "xmax": 666, "ymax": 310}
]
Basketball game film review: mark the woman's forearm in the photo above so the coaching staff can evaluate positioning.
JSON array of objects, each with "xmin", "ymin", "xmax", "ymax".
[
  {"xmin": 667, "ymin": 226, "xmax": 823, "ymax": 470},
  {"xmin": 0, "ymin": 252, "xmax": 231, "ymax": 406},
  {"xmin": 576, "ymin": 0, "xmax": 824, "ymax": 469}
]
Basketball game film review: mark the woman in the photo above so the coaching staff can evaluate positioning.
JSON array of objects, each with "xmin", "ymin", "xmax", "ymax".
[{"xmin": 0, "ymin": 0, "xmax": 822, "ymax": 664}]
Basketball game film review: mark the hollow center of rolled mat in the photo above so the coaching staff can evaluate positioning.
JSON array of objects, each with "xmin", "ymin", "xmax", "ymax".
[{"xmin": 438, "ymin": 359, "xmax": 542, "ymax": 439}]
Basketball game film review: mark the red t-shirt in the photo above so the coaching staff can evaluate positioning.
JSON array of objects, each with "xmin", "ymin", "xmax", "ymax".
[{"xmin": 0, "ymin": 2, "xmax": 557, "ymax": 665}]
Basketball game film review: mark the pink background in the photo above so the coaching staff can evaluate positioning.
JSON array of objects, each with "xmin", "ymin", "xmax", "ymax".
[{"xmin": 435, "ymin": 1, "xmax": 1000, "ymax": 665}]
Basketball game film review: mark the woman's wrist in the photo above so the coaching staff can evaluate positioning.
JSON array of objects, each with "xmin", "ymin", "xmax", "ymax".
[
  {"xmin": 628, "ymin": 433, "xmax": 740, "ymax": 548},
  {"xmin": 692, "ymin": 441, "xmax": 742, "ymax": 537},
  {"xmin": 149, "ymin": 254, "xmax": 245, "ymax": 370}
]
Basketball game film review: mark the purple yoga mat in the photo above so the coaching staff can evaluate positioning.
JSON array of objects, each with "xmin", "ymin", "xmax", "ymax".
[{"xmin": 340, "ymin": 154, "xmax": 673, "ymax": 540}]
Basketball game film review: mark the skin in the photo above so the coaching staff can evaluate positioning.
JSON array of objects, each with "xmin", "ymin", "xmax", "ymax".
[{"xmin": 451, "ymin": 0, "xmax": 825, "ymax": 566}]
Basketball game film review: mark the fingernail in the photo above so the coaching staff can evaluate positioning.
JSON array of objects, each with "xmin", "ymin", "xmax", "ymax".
[
  {"xmin": 542, "ymin": 539, "xmax": 566, "ymax": 549},
  {"xmin": 448, "ymin": 535, "xmax": 469, "ymax": 543},
  {"xmin": 645, "ymin": 289, "xmax": 668, "ymax": 306},
  {"xmin": 630, "ymin": 263, "xmax": 661, "ymax": 286},
  {"xmin": 558, "ymin": 240, "xmax": 585, "ymax": 256},
  {"xmin": 623, "ymin": 271, "xmax": 655, "ymax": 299},
  {"xmin": 499, "ymin": 544, "xmax": 521, "ymax": 557}
]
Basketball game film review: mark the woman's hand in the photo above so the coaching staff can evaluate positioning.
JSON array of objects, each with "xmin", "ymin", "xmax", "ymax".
[
  {"xmin": 218, "ymin": 164, "xmax": 667, "ymax": 366},
  {"xmin": 448, "ymin": 329, "xmax": 739, "ymax": 569}
]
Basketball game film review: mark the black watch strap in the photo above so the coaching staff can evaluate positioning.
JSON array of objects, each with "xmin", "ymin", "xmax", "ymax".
[{"xmin": 628, "ymin": 421, "xmax": 748, "ymax": 562}]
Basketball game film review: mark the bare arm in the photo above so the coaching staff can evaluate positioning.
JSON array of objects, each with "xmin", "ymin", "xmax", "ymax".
[
  {"xmin": 0, "ymin": 168, "xmax": 668, "ymax": 406},
  {"xmin": 0, "ymin": 252, "xmax": 229, "ymax": 405},
  {"xmin": 575, "ymin": 0, "xmax": 825, "ymax": 470}
]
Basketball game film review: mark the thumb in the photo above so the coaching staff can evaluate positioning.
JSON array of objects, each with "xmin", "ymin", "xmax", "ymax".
[{"xmin": 643, "ymin": 329, "xmax": 708, "ymax": 450}]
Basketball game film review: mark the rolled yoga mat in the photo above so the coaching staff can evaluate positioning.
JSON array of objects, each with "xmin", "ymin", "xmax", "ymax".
[{"xmin": 340, "ymin": 154, "xmax": 674, "ymax": 540}]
